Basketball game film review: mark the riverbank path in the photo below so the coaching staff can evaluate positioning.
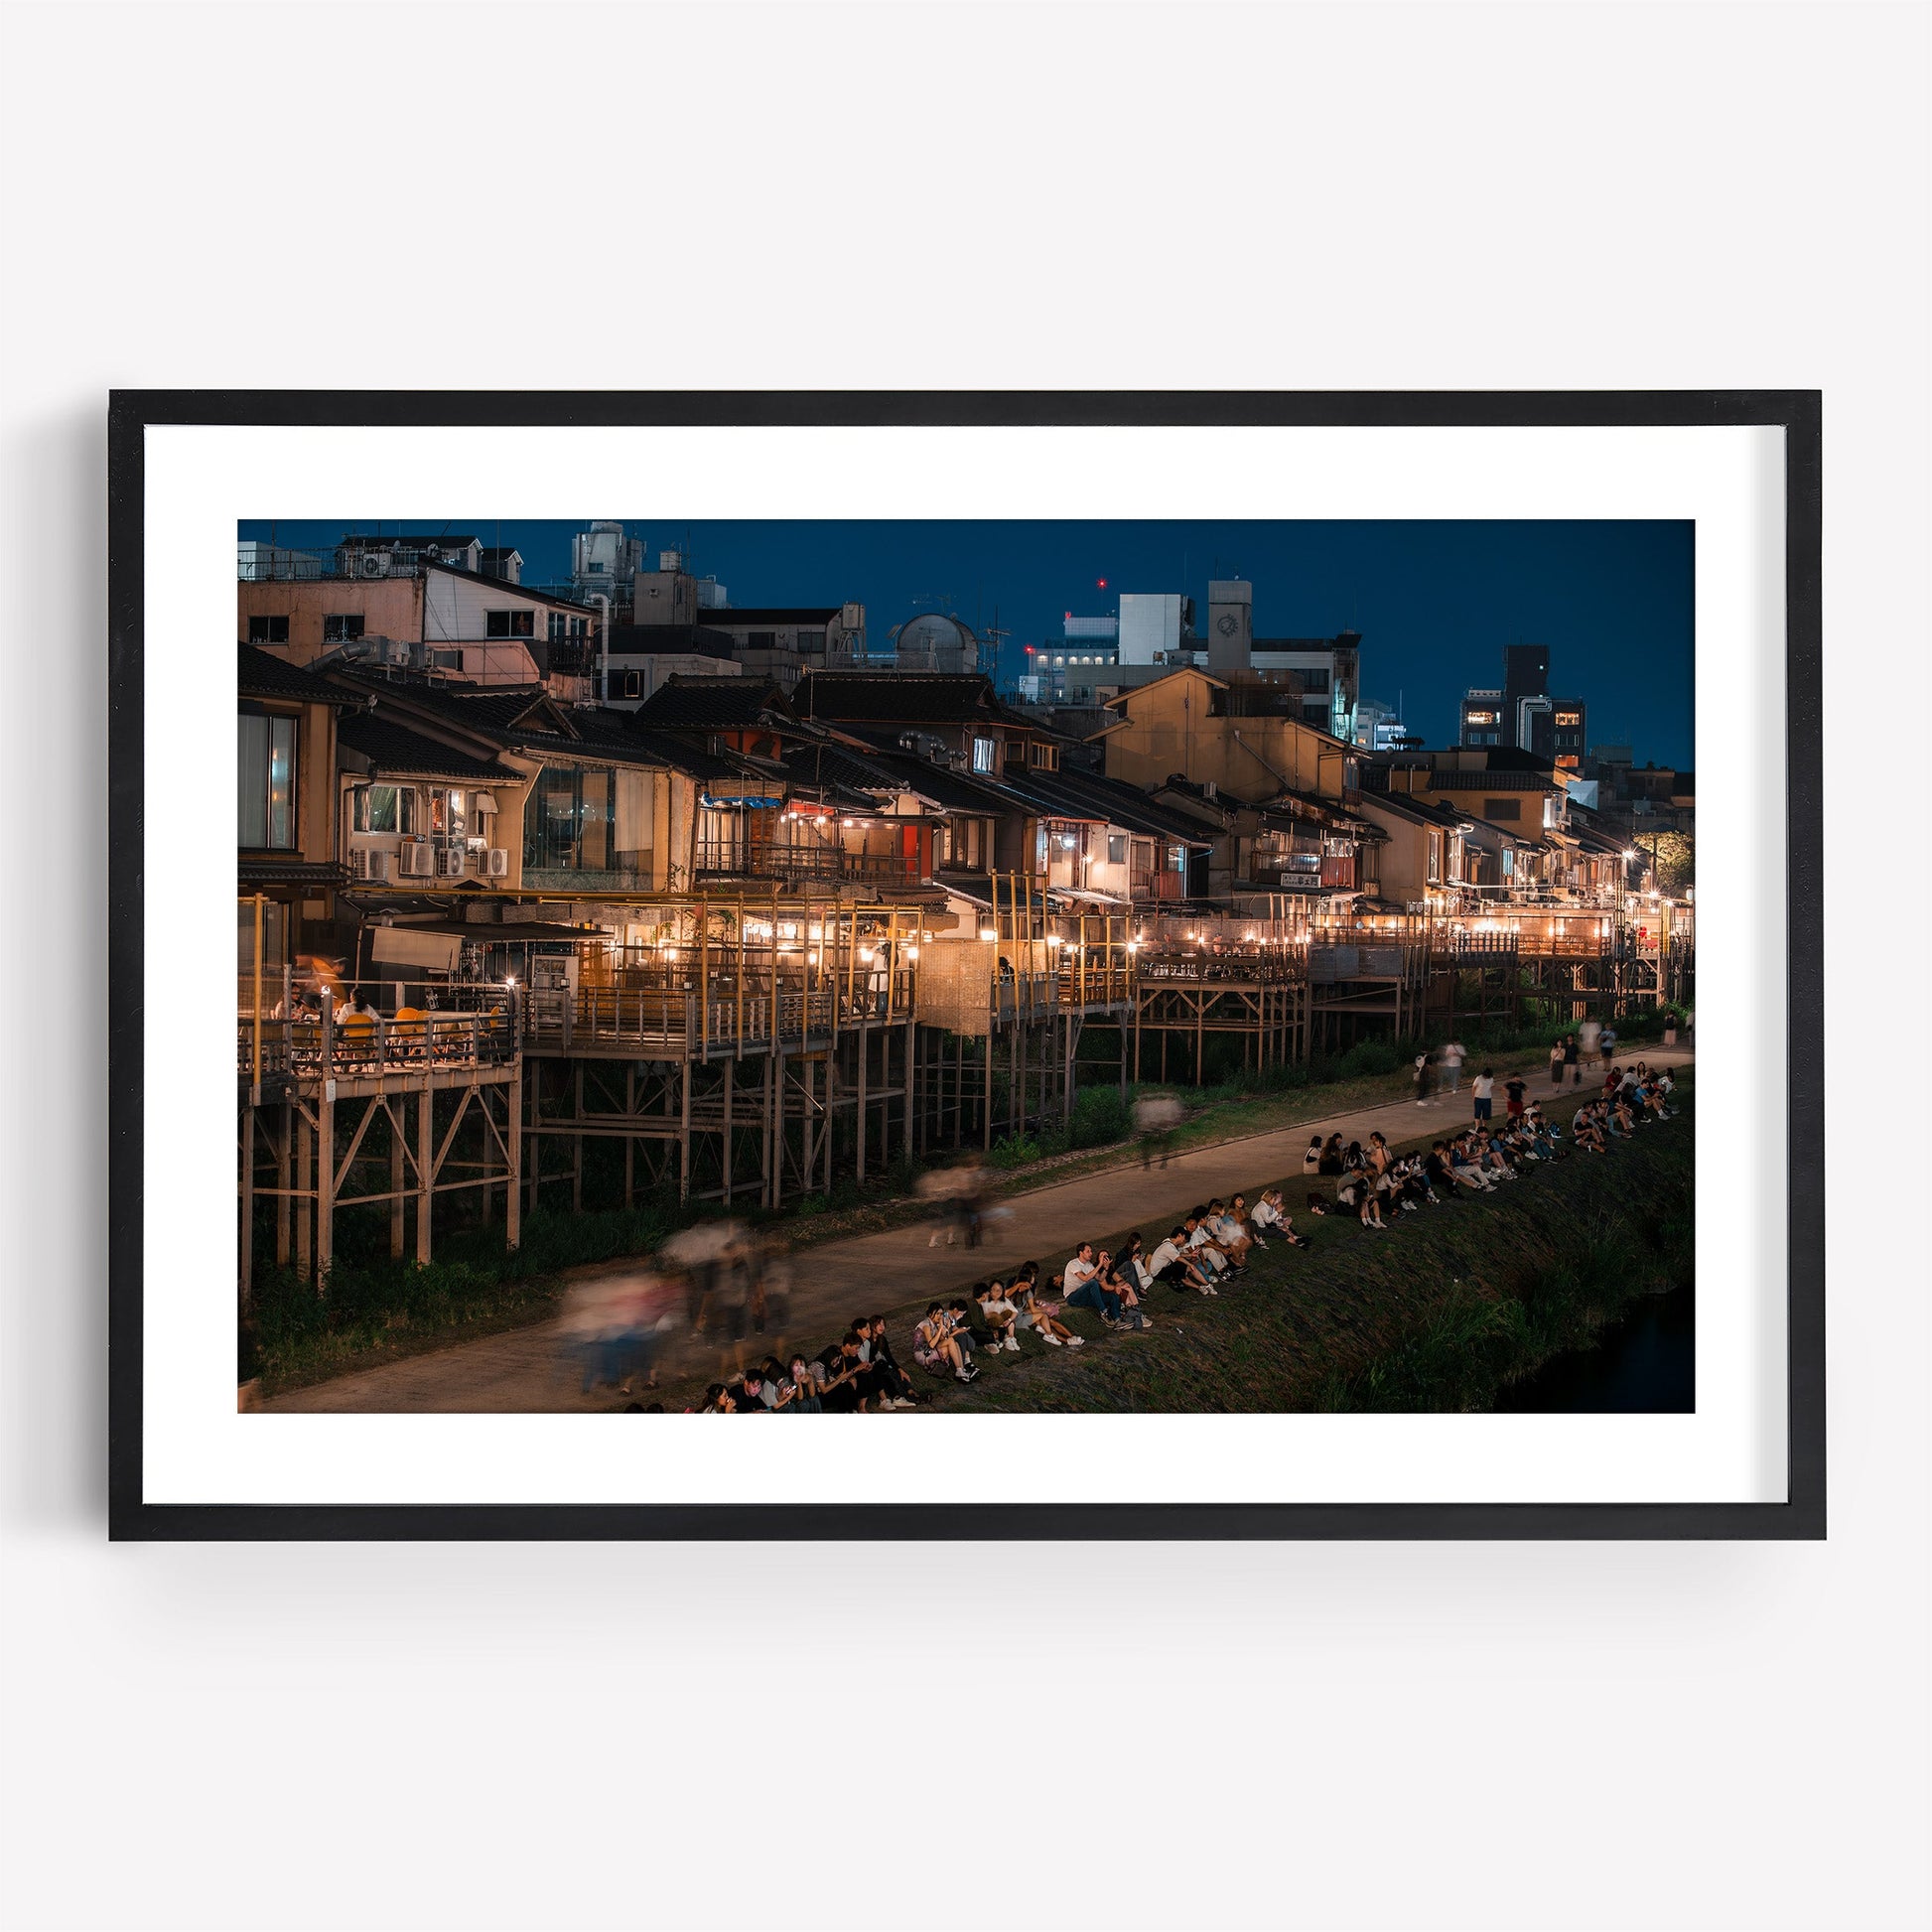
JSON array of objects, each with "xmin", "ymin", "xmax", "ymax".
[{"xmin": 262, "ymin": 1046, "xmax": 1696, "ymax": 1412}]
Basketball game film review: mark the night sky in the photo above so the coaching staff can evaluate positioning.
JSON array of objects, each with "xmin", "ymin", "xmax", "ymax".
[{"xmin": 238, "ymin": 518, "xmax": 1695, "ymax": 767}]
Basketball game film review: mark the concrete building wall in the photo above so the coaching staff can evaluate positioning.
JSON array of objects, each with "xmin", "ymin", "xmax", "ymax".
[
  {"xmin": 238, "ymin": 577, "xmax": 424, "ymax": 664},
  {"xmin": 1098, "ymin": 671, "xmax": 1355, "ymax": 804}
]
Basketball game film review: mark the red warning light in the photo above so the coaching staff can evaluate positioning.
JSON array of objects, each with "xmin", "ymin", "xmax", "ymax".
[
  {"xmin": 1025, "ymin": 645, "xmax": 1035, "ymax": 654},
  {"xmin": 1097, "ymin": 578, "xmax": 1108, "ymax": 590}
]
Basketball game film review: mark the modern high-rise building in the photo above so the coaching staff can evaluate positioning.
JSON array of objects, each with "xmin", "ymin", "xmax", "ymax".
[{"xmin": 1460, "ymin": 643, "xmax": 1585, "ymax": 764}]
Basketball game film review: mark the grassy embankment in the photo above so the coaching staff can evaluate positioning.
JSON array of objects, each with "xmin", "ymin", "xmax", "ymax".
[
  {"xmin": 903, "ymin": 1077, "xmax": 1695, "ymax": 1413},
  {"xmin": 246, "ymin": 1006, "xmax": 1688, "ymax": 1397}
]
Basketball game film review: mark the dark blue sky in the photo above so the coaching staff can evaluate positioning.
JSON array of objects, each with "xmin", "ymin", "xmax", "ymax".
[{"xmin": 238, "ymin": 518, "xmax": 1695, "ymax": 766}]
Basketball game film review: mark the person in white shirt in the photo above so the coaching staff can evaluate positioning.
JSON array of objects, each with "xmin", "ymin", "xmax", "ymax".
[
  {"xmin": 1184, "ymin": 1213, "xmax": 1237, "ymax": 1276},
  {"xmin": 1246, "ymin": 1188, "xmax": 1311, "ymax": 1251},
  {"xmin": 1470, "ymin": 1067, "xmax": 1496, "ymax": 1123},
  {"xmin": 1147, "ymin": 1230, "xmax": 1214, "ymax": 1294},
  {"xmin": 1060, "ymin": 1242, "xmax": 1099, "ymax": 1298},
  {"xmin": 1204, "ymin": 1198, "xmax": 1251, "ymax": 1265},
  {"xmin": 1441, "ymin": 1038, "xmax": 1467, "ymax": 1093}
]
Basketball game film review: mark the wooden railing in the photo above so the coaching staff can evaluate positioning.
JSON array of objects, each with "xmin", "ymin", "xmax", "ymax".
[{"xmin": 238, "ymin": 993, "xmax": 518, "ymax": 1091}]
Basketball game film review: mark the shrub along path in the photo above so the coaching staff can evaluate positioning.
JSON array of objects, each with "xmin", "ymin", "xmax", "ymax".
[{"xmin": 261, "ymin": 1047, "xmax": 1694, "ymax": 1413}]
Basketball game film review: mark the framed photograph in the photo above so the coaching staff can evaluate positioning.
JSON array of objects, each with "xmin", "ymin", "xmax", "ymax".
[{"xmin": 107, "ymin": 389, "xmax": 1822, "ymax": 1539}]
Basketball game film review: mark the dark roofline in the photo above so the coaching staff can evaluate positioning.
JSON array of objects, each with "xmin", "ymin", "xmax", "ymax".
[
  {"xmin": 420, "ymin": 560, "xmax": 599, "ymax": 614},
  {"xmin": 238, "ymin": 642, "xmax": 357, "ymax": 705},
  {"xmin": 700, "ymin": 608, "xmax": 844, "ymax": 625},
  {"xmin": 341, "ymin": 533, "xmax": 482, "ymax": 549}
]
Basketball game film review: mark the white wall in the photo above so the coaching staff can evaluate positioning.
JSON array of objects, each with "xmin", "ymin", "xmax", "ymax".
[
  {"xmin": 2, "ymin": 8, "xmax": 1926, "ymax": 1932},
  {"xmin": 1119, "ymin": 590, "xmax": 1181, "ymax": 663}
]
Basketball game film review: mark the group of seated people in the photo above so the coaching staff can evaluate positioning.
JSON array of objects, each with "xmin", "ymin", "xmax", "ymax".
[
  {"xmin": 688, "ymin": 1193, "xmax": 1332, "ymax": 1410},
  {"xmin": 689, "ymin": 1066, "xmax": 1687, "ymax": 1409},
  {"xmin": 696, "ymin": 1313, "xmax": 924, "ymax": 1413},
  {"xmin": 1297, "ymin": 1061, "xmax": 1682, "ymax": 1228},
  {"xmin": 1572, "ymin": 1061, "xmax": 1680, "ymax": 1152}
]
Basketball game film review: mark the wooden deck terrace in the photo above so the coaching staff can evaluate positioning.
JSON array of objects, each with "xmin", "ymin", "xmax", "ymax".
[{"xmin": 237, "ymin": 1001, "xmax": 517, "ymax": 1104}]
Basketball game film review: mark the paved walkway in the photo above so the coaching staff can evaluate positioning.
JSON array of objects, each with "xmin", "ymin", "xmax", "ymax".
[{"xmin": 262, "ymin": 1046, "xmax": 1696, "ymax": 1412}]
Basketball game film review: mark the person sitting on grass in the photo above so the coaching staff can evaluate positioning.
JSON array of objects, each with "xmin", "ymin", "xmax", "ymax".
[
  {"xmin": 1571, "ymin": 1104, "xmax": 1608, "ymax": 1154},
  {"xmin": 976, "ymin": 1281, "xmax": 1023, "ymax": 1353},
  {"xmin": 857, "ymin": 1317, "xmax": 921, "ymax": 1405},
  {"xmin": 1147, "ymin": 1227, "xmax": 1216, "ymax": 1294},
  {"xmin": 1093, "ymin": 1248, "xmax": 1146, "ymax": 1313},
  {"xmin": 1060, "ymin": 1241, "xmax": 1101, "ymax": 1301},
  {"xmin": 945, "ymin": 1298, "xmax": 996, "ymax": 1359},
  {"xmin": 1250, "ymin": 1187, "xmax": 1312, "ymax": 1248},
  {"xmin": 1424, "ymin": 1142, "xmax": 1464, "ymax": 1199},
  {"xmin": 1011, "ymin": 1275, "xmax": 1081, "ymax": 1346},
  {"xmin": 913, "ymin": 1303, "xmax": 978, "ymax": 1382},
  {"xmin": 809, "ymin": 1335, "xmax": 867, "ymax": 1413},
  {"xmin": 1303, "ymin": 1135, "xmax": 1325, "ymax": 1174},
  {"xmin": 1228, "ymin": 1189, "xmax": 1306, "ymax": 1252},
  {"xmin": 1058, "ymin": 1256, "xmax": 1130, "ymax": 1325},
  {"xmin": 1318, "ymin": 1133, "xmax": 1346, "ymax": 1175},
  {"xmin": 1185, "ymin": 1209, "xmax": 1242, "ymax": 1277},
  {"xmin": 1096, "ymin": 1250, "xmax": 1154, "ymax": 1328},
  {"xmin": 1447, "ymin": 1136, "xmax": 1497, "ymax": 1191},
  {"xmin": 1398, "ymin": 1151, "xmax": 1445, "ymax": 1197},
  {"xmin": 1477, "ymin": 1130, "xmax": 1521, "ymax": 1180},
  {"xmin": 839, "ymin": 1330, "xmax": 917, "ymax": 1409},
  {"xmin": 1343, "ymin": 1169, "xmax": 1390, "ymax": 1231},
  {"xmin": 1199, "ymin": 1199, "xmax": 1251, "ymax": 1266},
  {"xmin": 730, "ymin": 1366, "xmax": 777, "ymax": 1412},
  {"xmin": 700, "ymin": 1382, "xmax": 738, "ymax": 1414},
  {"xmin": 775, "ymin": 1354, "xmax": 824, "ymax": 1412}
]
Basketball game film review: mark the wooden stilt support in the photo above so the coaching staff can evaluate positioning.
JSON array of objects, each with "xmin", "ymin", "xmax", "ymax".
[
  {"xmin": 294, "ymin": 1111, "xmax": 312, "ymax": 1279},
  {"xmin": 389, "ymin": 1099, "xmax": 406, "ymax": 1258},
  {"xmin": 276, "ymin": 1103, "xmax": 292, "ymax": 1265},
  {"xmin": 504, "ymin": 1063, "xmax": 521, "ymax": 1253},
  {"xmin": 679, "ymin": 1058, "xmax": 692, "ymax": 1205},
  {"xmin": 239, "ymin": 1109, "xmax": 255, "ymax": 1310},
  {"xmin": 415, "ymin": 1085, "xmax": 432, "ymax": 1265},
  {"xmin": 316, "ymin": 1087, "xmax": 337, "ymax": 1287},
  {"xmin": 856, "ymin": 1019, "xmax": 869, "ymax": 1182}
]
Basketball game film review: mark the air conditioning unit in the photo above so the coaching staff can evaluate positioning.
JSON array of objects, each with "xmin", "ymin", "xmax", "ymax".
[
  {"xmin": 351, "ymin": 848, "xmax": 393, "ymax": 884},
  {"xmin": 398, "ymin": 842, "xmax": 435, "ymax": 878},
  {"xmin": 437, "ymin": 846, "xmax": 468, "ymax": 879},
  {"xmin": 359, "ymin": 552, "xmax": 388, "ymax": 579},
  {"xmin": 485, "ymin": 848, "xmax": 509, "ymax": 879}
]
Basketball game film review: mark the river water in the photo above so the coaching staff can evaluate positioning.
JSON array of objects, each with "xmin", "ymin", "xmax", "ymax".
[{"xmin": 1495, "ymin": 1281, "xmax": 1695, "ymax": 1413}]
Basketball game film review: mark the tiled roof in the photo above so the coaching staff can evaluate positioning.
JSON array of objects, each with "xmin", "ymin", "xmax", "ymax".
[
  {"xmin": 632, "ymin": 676, "xmax": 795, "ymax": 730},
  {"xmin": 852, "ymin": 748, "xmax": 1019, "ymax": 816},
  {"xmin": 795, "ymin": 672, "xmax": 1009, "ymax": 727},
  {"xmin": 1423, "ymin": 769, "xmax": 1564, "ymax": 791},
  {"xmin": 238, "ymin": 643, "xmax": 351, "ymax": 704},
  {"xmin": 338, "ymin": 713, "xmax": 520, "ymax": 783},
  {"xmin": 1017, "ymin": 767, "xmax": 1217, "ymax": 843}
]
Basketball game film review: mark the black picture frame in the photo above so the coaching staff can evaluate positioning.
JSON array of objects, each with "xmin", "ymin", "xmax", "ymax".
[{"xmin": 107, "ymin": 389, "xmax": 1824, "ymax": 1541}]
